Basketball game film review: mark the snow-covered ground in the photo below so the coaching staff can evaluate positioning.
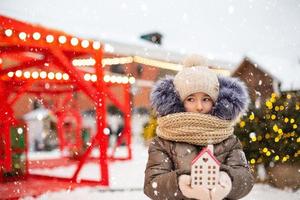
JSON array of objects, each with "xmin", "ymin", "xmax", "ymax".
[
  {"xmin": 22, "ymin": 140, "xmax": 299, "ymax": 200},
  {"xmin": 21, "ymin": 183, "xmax": 300, "ymax": 200}
]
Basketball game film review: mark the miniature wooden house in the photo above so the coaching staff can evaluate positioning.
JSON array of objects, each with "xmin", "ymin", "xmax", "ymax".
[{"xmin": 191, "ymin": 145, "xmax": 220, "ymax": 189}]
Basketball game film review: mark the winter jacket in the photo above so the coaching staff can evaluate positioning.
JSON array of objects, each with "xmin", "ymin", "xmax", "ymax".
[
  {"xmin": 144, "ymin": 76, "xmax": 254, "ymax": 200},
  {"xmin": 144, "ymin": 135, "xmax": 254, "ymax": 200}
]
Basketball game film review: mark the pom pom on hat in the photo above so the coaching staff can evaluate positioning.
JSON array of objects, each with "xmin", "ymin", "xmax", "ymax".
[
  {"xmin": 182, "ymin": 54, "xmax": 208, "ymax": 67},
  {"xmin": 174, "ymin": 55, "xmax": 219, "ymax": 102}
]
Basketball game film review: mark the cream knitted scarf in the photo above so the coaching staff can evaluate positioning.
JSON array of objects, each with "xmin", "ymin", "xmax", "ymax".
[{"xmin": 156, "ymin": 112, "xmax": 234, "ymax": 145}]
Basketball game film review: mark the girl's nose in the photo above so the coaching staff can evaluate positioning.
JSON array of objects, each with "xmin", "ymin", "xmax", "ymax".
[{"xmin": 196, "ymin": 101, "xmax": 203, "ymax": 112}]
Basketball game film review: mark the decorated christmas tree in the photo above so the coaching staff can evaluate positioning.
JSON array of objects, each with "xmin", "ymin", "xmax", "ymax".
[{"xmin": 234, "ymin": 92, "xmax": 300, "ymax": 167}]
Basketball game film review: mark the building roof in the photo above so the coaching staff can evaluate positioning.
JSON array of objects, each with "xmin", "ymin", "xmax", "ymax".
[{"xmin": 191, "ymin": 147, "xmax": 221, "ymax": 166}]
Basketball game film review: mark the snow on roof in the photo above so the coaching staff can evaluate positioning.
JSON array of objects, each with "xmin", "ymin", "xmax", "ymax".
[{"xmin": 243, "ymin": 53, "xmax": 300, "ymax": 91}]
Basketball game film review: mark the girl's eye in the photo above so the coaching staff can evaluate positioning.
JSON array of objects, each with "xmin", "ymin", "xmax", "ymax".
[
  {"xmin": 203, "ymin": 97, "xmax": 212, "ymax": 102},
  {"xmin": 187, "ymin": 97, "xmax": 194, "ymax": 102}
]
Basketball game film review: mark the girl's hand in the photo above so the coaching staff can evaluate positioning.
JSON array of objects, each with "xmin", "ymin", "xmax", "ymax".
[
  {"xmin": 178, "ymin": 175, "xmax": 210, "ymax": 200},
  {"xmin": 210, "ymin": 171, "xmax": 232, "ymax": 200}
]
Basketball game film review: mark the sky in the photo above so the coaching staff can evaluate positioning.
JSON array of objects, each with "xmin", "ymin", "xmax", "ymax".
[{"xmin": 1, "ymin": 0, "xmax": 300, "ymax": 89}]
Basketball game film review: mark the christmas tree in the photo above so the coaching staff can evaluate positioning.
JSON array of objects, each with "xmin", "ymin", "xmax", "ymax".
[{"xmin": 234, "ymin": 92, "xmax": 300, "ymax": 167}]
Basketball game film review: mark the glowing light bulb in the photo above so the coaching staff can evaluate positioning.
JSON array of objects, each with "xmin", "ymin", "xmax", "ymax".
[
  {"xmin": 40, "ymin": 71, "xmax": 47, "ymax": 79},
  {"xmin": 33, "ymin": 32, "xmax": 41, "ymax": 40},
  {"xmin": 92, "ymin": 41, "xmax": 101, "ymax": 50},
  {"xmin": 58, "ymin": 36, "xmax": 67, "ymax": 44},
  {"xmin": 46, "ymin": 35, "xmax": 54, "ymax": 43},
  {"xmin": 23, "ymin": 71, "xmax": 31, "ymax": 79},
  {"xmin": 7, "ymin": 72, "xmax": 14, "ymax": 77},
  {"xmin": 32, "ymin": 71, "xmax": 39, "ymax": 79},
  {"xmin": 81, "ymin": 40, "xmax": 89, "ymax": 48},
  {"xmin": 19, "ymin": 32, "xmax": 27, "ymax": 41},
  {"xmin": 4, "ymin": 29, "xmax": 13, "ymax": 37},
  {"xmin": 71, "ymin": 38, "xmax": 79, "ymax": 46}
]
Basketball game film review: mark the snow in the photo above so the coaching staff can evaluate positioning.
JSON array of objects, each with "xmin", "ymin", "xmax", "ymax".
[
  {"xmin": 22, "ymin": 141, "xmax": 299, "ymax": 200},
  {"xmin": 1, "ymin": 0, "xmax": 300, "ymax": 73}
]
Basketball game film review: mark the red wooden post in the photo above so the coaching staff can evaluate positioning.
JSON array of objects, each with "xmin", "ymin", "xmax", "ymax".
[
  {"xmin": 3, "ymin": 122, "xmax": 12, "ymax": 171},
  {"xmin": 56, "ymin": 112, "xmax": 65, "ymax": 153},
  {"xmin": 94, "ymin": 50, "xmax": 109, "ymax": 185},
  {"xmin": 124, "ymin": 83, "xmax": 132, "ymax": 159},
  {"xmin": 73, "ymin": 110, "xmax": 83, "ymax": 152},
  {"xmin": 0, "ymin": 82, "xmax": 12, "ymax": 171}
]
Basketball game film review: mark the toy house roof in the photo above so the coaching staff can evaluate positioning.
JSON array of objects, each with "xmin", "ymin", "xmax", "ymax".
[{"xmin": 191, "ymin": 147, "xmax": 221, "ymax": 166}]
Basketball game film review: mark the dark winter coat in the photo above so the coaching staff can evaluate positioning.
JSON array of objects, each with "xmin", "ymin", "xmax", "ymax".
[{"xmin": 144, "ymin": 76, "xmax": 254, "ymax": 200}]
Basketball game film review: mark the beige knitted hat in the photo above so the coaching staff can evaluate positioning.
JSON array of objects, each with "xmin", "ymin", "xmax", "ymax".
[{"xmin": 173, "ymin": 55, "xmax": 219, "ymax": 102}]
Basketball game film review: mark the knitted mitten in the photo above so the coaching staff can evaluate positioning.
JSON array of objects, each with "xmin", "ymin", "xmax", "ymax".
[
  {"xmin": 178, "ymin": 175, "xmax": 210, "ymax": 200},
  {"xmin": 210, "ymin": 171, "xmax": 232, "ymax": 200}
]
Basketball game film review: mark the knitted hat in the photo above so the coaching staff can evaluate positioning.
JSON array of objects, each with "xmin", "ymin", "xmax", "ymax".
[{"xmin": 173, "ymin": 55, "xmax": 219, "ymax": 102}]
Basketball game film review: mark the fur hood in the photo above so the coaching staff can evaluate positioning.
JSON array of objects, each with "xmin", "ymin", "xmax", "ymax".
[{"xmin": 150, "ymin": 75, "xmax": 250, "ymax": 120}]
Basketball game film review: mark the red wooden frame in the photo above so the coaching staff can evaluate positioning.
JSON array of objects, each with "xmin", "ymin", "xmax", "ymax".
[{"xmin": 0, "ymin": 15, "xmax": 132, "ymax": 186}]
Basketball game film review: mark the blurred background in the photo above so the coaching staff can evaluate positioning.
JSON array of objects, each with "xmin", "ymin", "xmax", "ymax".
[{"xmin": 0, "ymin": 0, "xmax": 299, "ymax": 199}]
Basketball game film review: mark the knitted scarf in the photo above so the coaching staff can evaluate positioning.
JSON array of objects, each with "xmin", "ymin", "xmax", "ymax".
[{"xmin": 156, "ymin": 112, "xmax": 234, "ymax": 145}]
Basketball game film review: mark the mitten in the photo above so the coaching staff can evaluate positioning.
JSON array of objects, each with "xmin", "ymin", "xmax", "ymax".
[
  {"xmin": 210, "ymin": 171, "xmax": 232, "ymax": 200},
  {"xmin": 178, "ymin": 175, "xmax": 210, "ymax": 200}
]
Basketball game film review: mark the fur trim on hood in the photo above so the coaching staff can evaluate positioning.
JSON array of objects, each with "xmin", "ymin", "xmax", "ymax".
[{"xmin": 150, "ymin": 75, "xmax": 250, "ymax": 120}]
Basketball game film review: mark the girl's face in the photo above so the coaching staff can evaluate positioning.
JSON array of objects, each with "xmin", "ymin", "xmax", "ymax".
[{"xmin": 183, "ymin": 92, "xmax": 214, "ymax": 114}]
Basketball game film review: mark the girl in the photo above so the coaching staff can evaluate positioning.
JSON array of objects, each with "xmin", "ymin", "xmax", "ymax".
[{"xmin": 144, "ymin": 56, "xmax": 254, "ymax": 200}]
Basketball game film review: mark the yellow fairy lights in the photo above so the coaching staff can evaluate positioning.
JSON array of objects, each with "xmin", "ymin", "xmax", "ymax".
[
  {"xmin": 262, "ymin": 147, "xmax": 268, "ymax": 153},
  {"xmin": 239, "ymin": 121, "xmax": 246, "ymax": 128},
  {"xmin": 273, "ymin": 124, "xmax": 279, "ymax": 132},
  {"xmin": 250, "ymin": 159, "xmax": 256, "ymax": 164},
  {"xmin": 6, "ymin": 70, "xmax": 135, "ymax": 84},
  {"xmin": 249, "ymin": 112, "xmax": 255, "ymax": 120},
  {"xmin": 265, "ymin": 101, "xmax": 273, "ymax": 109},
  {"xmin": 282, "ymin": 156, "xmax": 289, "ymax": 162},
  {"xmin": 3, "ymin": 28, "xmax": 102, "ymax": 51},
  {"xmin": 257, "ymin": 135, "xmax": 263, "ymax": 141},
  {"xmin": 293, "ymin": 124, "xmax": 298, "ymax": 129}
]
